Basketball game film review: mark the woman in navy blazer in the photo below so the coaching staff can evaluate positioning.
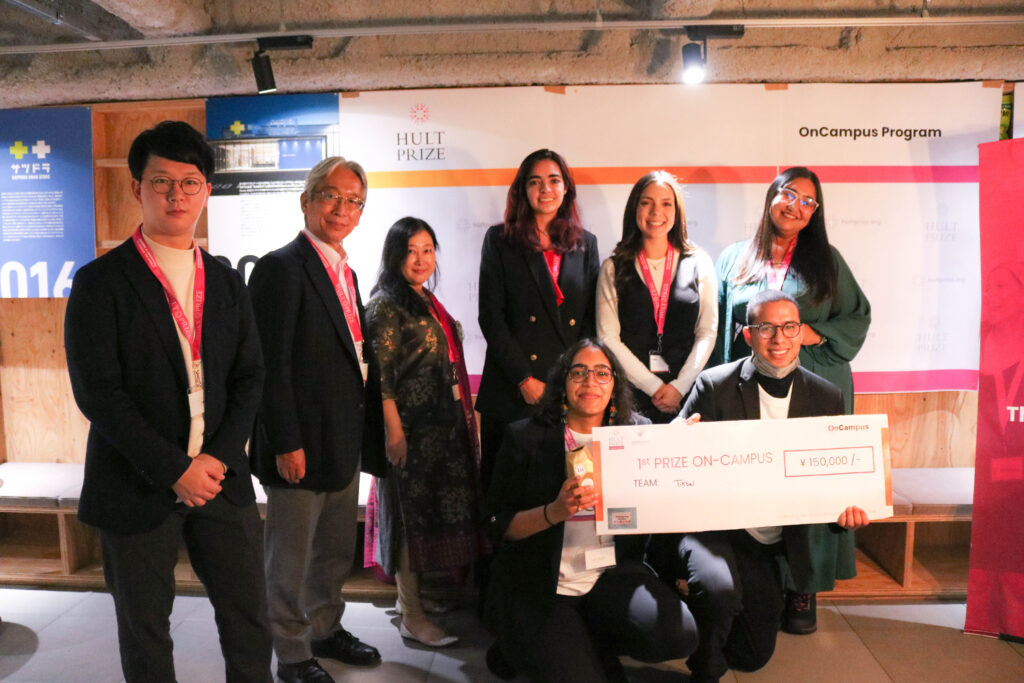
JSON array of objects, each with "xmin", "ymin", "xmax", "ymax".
[{"xmin": 476, "ymin": 149, "xmax": 600, "ymax": 491}]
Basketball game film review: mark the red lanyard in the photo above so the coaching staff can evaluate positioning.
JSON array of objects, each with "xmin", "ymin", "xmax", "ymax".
[
  {"xmin": 564, "ymin": 425, "xmax": 579, "ymax": 451},
  {"xmin": 426, "ymin": 292, "xmax": 459, "ymax": 365},
  {"xmin": 543, "ymin": 250, "xmax": 564, "ymax": 306},
  {"xmin": 304, "ymin": 233, "xmax": 364, "ymax": 343},
  {"xmin": 132, "ymin": 226, "xmax": 205, "ymax": 374},
  {"xmin": 764, "ymin": 237, "xmax": 797, "ymax": 290},
  {"xmin": 637, "ymin": 245, "xmax": 675, "ymax": 338}
]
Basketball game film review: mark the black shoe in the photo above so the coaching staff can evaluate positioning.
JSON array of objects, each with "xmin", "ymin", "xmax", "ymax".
[
  {"xmin": 781, "ymin": 591, "xmax": 817, "ymax": 635},
  {"xmin": 277, "ymin": 658, "xmax": 334, "ymax": 683},
  {"xmin": 311, "ymin": 628, "xmax": 381, "ymax": 666},
  {"xmin": 485, "ymin": 642, "xmax": 517, "ymax": 680}
]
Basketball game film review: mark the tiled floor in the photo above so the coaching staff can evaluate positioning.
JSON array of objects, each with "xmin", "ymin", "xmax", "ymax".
[{"xmin": 1, "ymin": 588, "xmax": 1023, "ymax": 682}]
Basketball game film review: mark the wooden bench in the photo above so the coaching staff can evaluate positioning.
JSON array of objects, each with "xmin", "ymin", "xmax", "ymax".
[
  {"xmin": 0, "ymin": 462, "xmax": 370, "ymax": 591},
  {"xmin": 825, "ymin": 467, "xmax": 974, "ymax": 600}
]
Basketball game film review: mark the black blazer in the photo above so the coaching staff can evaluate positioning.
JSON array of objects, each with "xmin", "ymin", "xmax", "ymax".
[
  {"xmin": 248, "ymin": 233, "xmax": 386, "ymax": 491},
  {"xmin": 476, "ymin": 224, "xmax": 600, "ymax": 423},
  {"xmin": 681, "ymin": 357, "xmax": 846, "ymax": 587},
  {"xmin": 65, "ymin": 239, "xmax": 264, "ymax": 534},
  {"xmin": 483, "ymin": 416, "xmax": 648, "ymax": 664}
]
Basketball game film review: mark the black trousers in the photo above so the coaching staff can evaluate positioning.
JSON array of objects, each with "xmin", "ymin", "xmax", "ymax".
[
  {"xmin": 100, "ymin": 495, "xmax": 273, "ymax": 683},
  {"xmin": 504, "ymin": 562, "xmax": 698, "ymax": 683},
  {"xmin": 647, "ymin": 530, "xmax": 785, "ymax": 682}
]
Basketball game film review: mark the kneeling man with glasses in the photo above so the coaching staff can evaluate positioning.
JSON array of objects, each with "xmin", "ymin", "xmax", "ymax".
[{"xmin": 647, "ymin": 289, "xmax": 870, "ymax": 683}]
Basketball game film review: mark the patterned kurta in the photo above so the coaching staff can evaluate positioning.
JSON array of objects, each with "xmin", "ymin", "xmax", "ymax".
[{"xmin": 366, "ymin": 291, "xmax": 485, "ymax": 574}]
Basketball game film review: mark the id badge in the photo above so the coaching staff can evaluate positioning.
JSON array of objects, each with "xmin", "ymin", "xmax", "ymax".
[
  {"xmin": 584, "ymin": 544, "xmax": 617, "ymax": 570},
  {"xmin": 187, "ymin": 388, "xmax": 205, "ymax": 417},
  {"xmin": 649, "ymin": 352, "xmax": 669, "ymax": 373}
]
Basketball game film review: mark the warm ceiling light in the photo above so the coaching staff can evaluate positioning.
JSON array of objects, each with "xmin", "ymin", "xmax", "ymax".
[{"xmin": 681, "ymin": 42, "xmax": 705, "ymax": 84}]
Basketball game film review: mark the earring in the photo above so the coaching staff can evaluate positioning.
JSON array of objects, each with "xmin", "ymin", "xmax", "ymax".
[
  {"xmin": 607, "ymin": 397, "xmax": 617, "ymax": 423},
  {"xmin": 561, "ymin": 394, "xmax": 569, "ymax": 423}
]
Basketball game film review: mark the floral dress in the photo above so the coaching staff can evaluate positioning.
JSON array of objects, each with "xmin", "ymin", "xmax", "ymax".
[{"xmin": 365, "ymin": 291, "xmax": 485, "ymax": 574}]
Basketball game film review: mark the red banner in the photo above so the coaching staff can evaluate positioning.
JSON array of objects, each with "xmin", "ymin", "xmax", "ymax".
[{"xmin": 966, "ymin": 138, "xmax": 1024, "ymax": 639}]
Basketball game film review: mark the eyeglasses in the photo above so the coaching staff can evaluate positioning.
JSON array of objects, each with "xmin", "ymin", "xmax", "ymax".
[
  {"xmin": 568, "ymin": 364, "xmax": 614, "ymax": 384},
  {"xmin": 145, "ymin": 176, "xmax": 206, "ymax": 196},
  {"xmin": 777, "ymin": 187, "xmax": 819, "ymax": 212},
  {"xmin": 313, "ymin": 190, "xmax": 365, "ymax": 212},
  {"xmin": 747, "ymin": 321, "xmax": 803, "ymax": 339}
]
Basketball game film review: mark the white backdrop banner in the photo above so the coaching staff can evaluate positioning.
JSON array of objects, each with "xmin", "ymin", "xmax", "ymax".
[{"xmin": 208, "ymin": 83, "xmax": 1002, "ymax": 393}]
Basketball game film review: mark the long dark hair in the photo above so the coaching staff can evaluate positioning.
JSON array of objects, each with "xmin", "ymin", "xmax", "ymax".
[
  {"xmin": 610, "ymin": 170, "xmax": 696, "ymax": 292},
  {"xmin": 732, "ymin": 166, "xmax": 837, "ymax": 304},
  {"xmin": 536, "ymin": 338, "xmax": 636, "ymax": 427},
  {"xmin": 502, "ymin": 149, "xmax": 585, "ymax": 253},
  {"xmin": 371, "ymin": 216, "xmax": 439, "ymax": 316}
]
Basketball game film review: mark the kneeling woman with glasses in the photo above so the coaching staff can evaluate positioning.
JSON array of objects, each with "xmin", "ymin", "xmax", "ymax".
[
  {"xmin": 713, "ymin": 166, "xmax": 871, "ymax": 635},
  {"xmin": 483, "ymin": 339, "xmax": 697, "ymax": 682}
]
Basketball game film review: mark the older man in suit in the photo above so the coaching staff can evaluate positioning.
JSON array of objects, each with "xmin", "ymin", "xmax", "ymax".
[
  {"xmin": 65, "ymin": 121, "xmax": 271, "ymax": 682},
  {"xmin": 647, "ymin": 289, "xmax": 869, "ymax": 683},
  {"xmin": 248, "ymin": 157, "xmax": 386, "ymax": 683}
]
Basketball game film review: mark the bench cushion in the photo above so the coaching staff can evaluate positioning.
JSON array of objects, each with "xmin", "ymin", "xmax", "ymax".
[
  {"xmin": 0, "ymin": 462, "xmax": 84, "ymax": 508},
  {"xmin": 891, "ymin": 467, "xmax": 974, "ymax": 516}
]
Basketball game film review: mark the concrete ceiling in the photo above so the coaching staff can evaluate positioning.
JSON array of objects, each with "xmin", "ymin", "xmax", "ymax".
[{"xmin": 2, "ymin": 0, "xmax": 1023, "ymax": 109}]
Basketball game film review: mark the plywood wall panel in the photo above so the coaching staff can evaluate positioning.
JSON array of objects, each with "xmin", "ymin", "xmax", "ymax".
[
  {"xmin": 855, "ymin": 391, "xmax": 977, "ymax": 468},
  {"xmin": 92, "ymin": 100, "xmax": 205, "ymax": 159},
  {"xmin": 0, "ymin": 299, "xmax": 88, "ymax": 463}
]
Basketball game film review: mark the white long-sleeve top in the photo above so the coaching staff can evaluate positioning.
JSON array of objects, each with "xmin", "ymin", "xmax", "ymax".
[{"xmin": 596, "ymin": 248, "xmax": 718, "ymax": 399}]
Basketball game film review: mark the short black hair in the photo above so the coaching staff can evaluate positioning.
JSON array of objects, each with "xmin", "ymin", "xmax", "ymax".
[
  {"xmin": 746, "ymin": 289, "xmax": 799, "ymax": 325},
  {"xmin": 127, "ymin": 121, "xmax": 215, "ymax": 180}
]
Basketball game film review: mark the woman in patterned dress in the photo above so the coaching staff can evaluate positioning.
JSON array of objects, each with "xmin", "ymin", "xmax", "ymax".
[{"xmin": 366, "ymin": 217, "xmax": 485, "ymax": 648}]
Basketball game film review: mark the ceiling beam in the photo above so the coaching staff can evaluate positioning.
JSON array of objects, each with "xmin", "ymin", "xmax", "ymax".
[
  {"xmin": 1, "ymin": 0, "xmax": 142, "ymax": 41},
  {"xmin": 2, "ymin": 12, "xmax": 1023, "ymax": 55}
]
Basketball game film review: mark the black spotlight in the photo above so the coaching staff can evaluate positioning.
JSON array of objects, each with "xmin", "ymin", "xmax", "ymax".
[{"xmin": 251, "ymin": 50, "xmax": 276, "ymax": 94}]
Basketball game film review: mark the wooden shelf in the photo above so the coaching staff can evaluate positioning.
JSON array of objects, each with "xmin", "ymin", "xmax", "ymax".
[{"xmin": 825, "ymin": 519, "xmax": 970, "ymax": 601}]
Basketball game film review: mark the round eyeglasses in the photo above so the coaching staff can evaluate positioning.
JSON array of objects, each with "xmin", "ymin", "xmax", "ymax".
[
  {"xmin": 777, "ymin": 187, "xmax": 819, "ymax": 212},
  {"xmin": 144, "ymin": 176, "xmax": 206, "ymax": 195},
  {"xmin": 747, "ymin": 321, "xmax": 803, "ymax": 339},
  {"xmin": 568, "ymin": 364, "xmax": 614, "ymax": 384}
]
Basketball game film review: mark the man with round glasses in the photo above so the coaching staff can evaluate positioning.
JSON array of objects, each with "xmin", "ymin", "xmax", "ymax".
[
  {"xmin": 647, "ymin": 289, "xmax": 869, "ymax": 683},
  {"xmin": 65, "ymin": 121, "xmax": 272, "ymax": 681}
]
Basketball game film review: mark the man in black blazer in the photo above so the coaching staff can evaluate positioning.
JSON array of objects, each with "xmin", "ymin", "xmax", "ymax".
[
  {"xmin": 248, "ymin": 157, "xmax": 386, "ymax": 683},
  {"xmin": 65, "ymin": 121, "xmax": 271, "ymax": 682},
  {"xmin": 647, "ymin": 289, "xmax": 869, "ymax": 683}
]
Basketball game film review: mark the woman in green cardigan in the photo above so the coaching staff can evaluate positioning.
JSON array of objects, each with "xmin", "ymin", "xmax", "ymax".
[{"xmin": 713, "ymin": 166, "xmax": 871, "ymax": 634}]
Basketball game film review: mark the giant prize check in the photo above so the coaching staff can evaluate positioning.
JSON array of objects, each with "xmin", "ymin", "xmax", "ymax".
[{"xmin": 592, "ymin": 414, "xmax": 893, "ymax": 535}]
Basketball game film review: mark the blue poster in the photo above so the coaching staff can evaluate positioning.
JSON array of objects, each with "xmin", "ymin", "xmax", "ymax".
[{"xmin": 1, "ymin": 107, "xmax": 95, "ymax": 298}]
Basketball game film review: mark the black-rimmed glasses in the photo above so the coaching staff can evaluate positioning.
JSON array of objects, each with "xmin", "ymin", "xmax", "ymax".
[{"xmin": 747, "ymin": 321, "xmax": 803, "ymax": 339}]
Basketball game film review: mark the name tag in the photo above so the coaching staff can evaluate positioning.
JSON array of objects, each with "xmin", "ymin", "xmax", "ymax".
[
  {"xmin": 649, "ymin": 353, "xmax": 669, "ymax": 373},
  {"xmin": 187, "ymin": 388, "xmax": 205, "ymax": 418},
  {"xmin": 584, "ymin": 544, "xmax": 617, "ymax": 570}
]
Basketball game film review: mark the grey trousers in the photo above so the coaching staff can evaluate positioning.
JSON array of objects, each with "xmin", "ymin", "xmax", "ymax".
[{"xmin": 264, "ymin": 477, "xmax": 360, "ymax": 664}]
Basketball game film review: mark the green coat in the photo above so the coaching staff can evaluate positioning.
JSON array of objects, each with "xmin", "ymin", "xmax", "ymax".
[
  {"xmin": 713, "ymin": 241, "xmax": 871, "ymax": 414},
  {"xmin": 713, "ymin": 240, "xmax": 872, "ymax": 591}
]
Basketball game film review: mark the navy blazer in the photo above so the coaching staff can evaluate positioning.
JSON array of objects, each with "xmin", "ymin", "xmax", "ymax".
[
  {"xmin": 680, "ymin": 357, "xmax": 846, "ymax": 587},
  {"xmin": 476, "ymin": 224, "xmax": 600, "ymax": 423},
  {"xmin": 65, "ymin": 239, "xmax": 264, "ymax": 534},
  {"xmin": 248, "ymin": 233, "xmax": 386, "ymax": 491}
]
